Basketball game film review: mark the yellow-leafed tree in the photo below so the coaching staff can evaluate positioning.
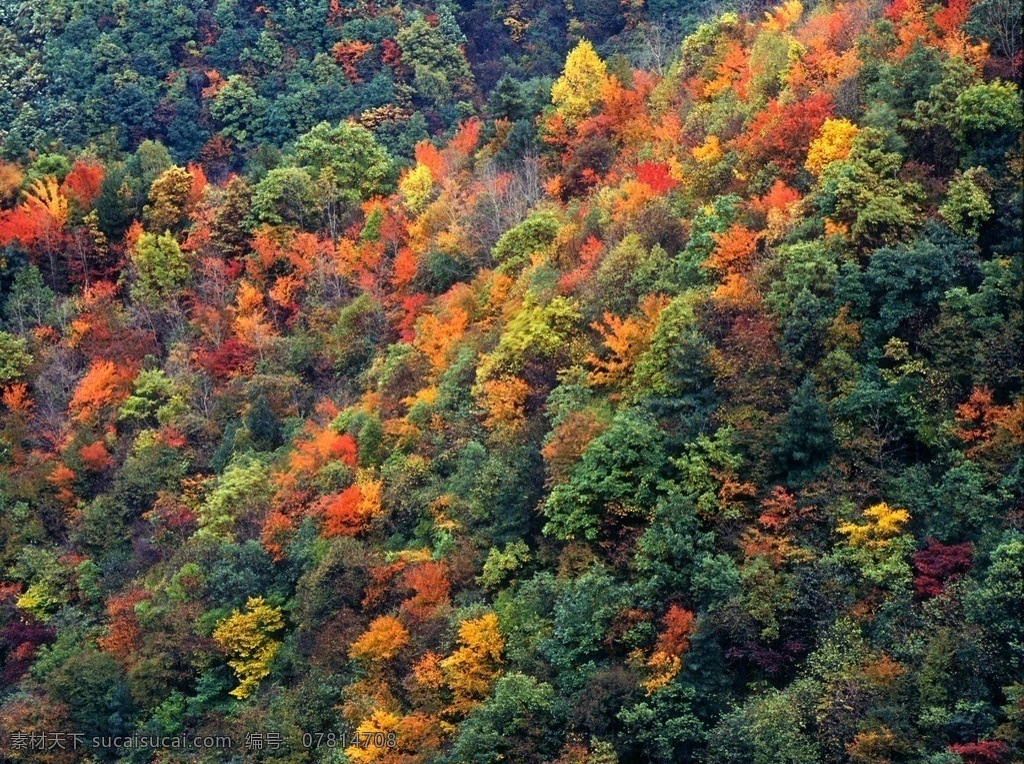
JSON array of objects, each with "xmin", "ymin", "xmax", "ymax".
[
  {"xmin": 837, "ymin": 502, "xmax": 910, "ymax": 549},
  {"xmin": 440, "ymin": 612, "xmax": 504, "ymax": 716},
  {"xmin": 837, "ymin": 503, "xmax": 913, "ymax": 589},
  {"xmin": 551, "ymin": 40, "xmax": 609, "ymax": 123},
  {"xmin": 24, "ymin": 176, "xmax": 69, "ymax": 227},
  {"xmin": 212, "ymin": 596, "xmax": 284, "ymax": 699},
  {"xmin": 345, "ymin": 709, "xmax": 401, "ymax": 763},
  {"xmin": 399, "ymin": 162, "xmax": 434, "ymax": 213},
  {"xmin": 805, "ymin": 118, "xmax": 859, "ymax": 175}
]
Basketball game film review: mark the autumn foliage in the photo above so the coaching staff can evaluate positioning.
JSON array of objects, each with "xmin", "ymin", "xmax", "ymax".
[{"xmin": 0, "ymin": 0, "xmax": 1020, "ymax": 761}]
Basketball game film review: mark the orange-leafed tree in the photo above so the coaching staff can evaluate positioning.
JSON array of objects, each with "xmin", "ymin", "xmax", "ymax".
[
  {"xmin": 954, "ymin": 386, "xmax": 1010, "ymax": 454},
  {"xmin": 0, "ymin": 160, "xmax": 22, "ymax": 204},
  {"xmin": 401, "ymin": 561, "xmax": 451, "ymax": 621},
  {"xmin": 232, "ymin": 280, "xmax": 277, "ymax": 356},
  {"xmin": 260, "ymin": 511, "xmax": 294, "ymax": 561},
  {"xmin": 283, "ymin": 421, "xmax": 358, "ymax": 491},
  {"xmin": 319, "ymin": 483, "xmax": 373, "ymax": 537},
  {"xmin": 414, "ymin": 306, "xmax": 469, "ymax": 372},
  {"xmin": 737, "ymin": 93, "xmax": 833, "ymax": 178},
  {"xmin": 542, "ymin": 410, "xmax": 608, "ymax": 486},
  {"xmin": 587, "ymin": 294, "xmax": 669, "ymax": 387},
  {"xmin": 349, "ymin": 616, "xmax": 410, "ymax": 662},
  {"xmin": 332, "ymin": 40, "xmax": 374, "ymax": 82},
  {"xmin": 478, "ymin": 376, "xmax": 531, "ymax": 434},
  {"xmin": 707, "ymin": 224, "xmax": 759, "ymax": 273},
  {"xmin": 643, "ymin": 605, "xmax": 696, "ymax": 693},
  {"xmin": 69, "ymin": 360, "xmax": 133, "ymax": 424},
  {"xmin": 77, "ymin": 440, "xmax": 112, "ymax": 472},
  {"xmin": 98, "ymin": 589, "xmax": 151, "ymax": 667}
]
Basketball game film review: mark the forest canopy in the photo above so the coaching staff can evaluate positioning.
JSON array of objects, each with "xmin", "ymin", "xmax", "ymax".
[{"xmin": 0, "ymin": 0, "xmax": 1022, "ymax": 761}]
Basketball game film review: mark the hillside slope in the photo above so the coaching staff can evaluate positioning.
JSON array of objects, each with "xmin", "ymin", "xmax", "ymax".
[{"xmin": 0, "ymin": 0, "xmax": 1023, "ymax": 762}]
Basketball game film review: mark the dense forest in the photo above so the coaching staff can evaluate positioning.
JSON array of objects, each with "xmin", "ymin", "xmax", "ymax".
[{"xmin": 0, "ymin": 0, "xmax": 1022, "ymax": 760}]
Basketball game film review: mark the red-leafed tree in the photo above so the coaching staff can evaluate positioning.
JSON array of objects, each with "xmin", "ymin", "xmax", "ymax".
[
  {"xmin": 949, "ymin": 741, "xmax": 1007, "ymax": 764},
  {"xmin": 635, "ymin": 161, "xmax": 678, "ymax": 195},
  {"xmin": 912, "ymin": 540, "xmax": 973, "ymax": 598},
  {"xmin": 737, "ymin": 93, "xmax": 833, "ymax": 177},
  {"xmin": 60, "ymin": 161, "xmax": 104, "ymax": 208}
]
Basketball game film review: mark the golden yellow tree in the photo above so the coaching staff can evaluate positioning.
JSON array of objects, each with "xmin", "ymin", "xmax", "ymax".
[
  {"xmin": 837, "ymin": 503, "xmax": 910, "ymax": 549},
  {"xmin": 399, "ymin": 162, "xmax": 434, "ymax": 213},
  {"xmin": 551, "ymin": 40, "xmax": 609, "ymax": 123},
  {"xmin": 837, "ymin": 503, "xmax": 913, "ymax": 588},
  {"xmin": 24, "ymin": 176, "xmax": 69, "ymax": 227},
  {"xmin": 212, "ymin": 596, "xmax": 284, "ymax": 699},
  {"xmin": 806, "ymin": 118, "xmax": 859, "ymax": 175},
  {"xmin": 232, "ymin": 280, "xmax": 276, "ymax": 355},
  {"xmin": 479, "ymin": 376, "xmax": 531, "ymax": 433},
  {"xmin": 345, "ymin": 709, "xmax": 401, "ymax": 763},
  {"xmin": 440, "ymin": 612, "xmax": 504, "ymax": 716}
]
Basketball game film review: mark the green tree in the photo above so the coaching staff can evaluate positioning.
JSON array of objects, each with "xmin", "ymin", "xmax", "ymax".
[
  {"xmin": 396, "ymin": 13, "xmax": 474, "ymax": 106},
  {"xmin": 543, "ymin": 408, "xmax": 667, "ymax": 540},
  {"xmin": 294, "ymin": 121, "xmax": 395, "ymax": 209},
  {"xmin": 967, "ymin": 531, "xmax": 1024, "ymax": 672},
  {"xmin": 45, "ymin": 650, "xmax": 134, "ymax": 740},
  {"xmin": 773, "ymin": 376, "xmax": 834, "ymax": 486},
  {"xmin": 210, "ymin": 75, "xmax": 262, "ymax": 144},
  {"xmin": 542, "ymin": 565, "xmax": 619, "ymax": 672},
  {"xmin": 143, "ymin": 165, "xmax": 193, "ymax": 232},
  {"xmin": 210, "ymin": 176, "xmax": 252, "ymax": 259},
  {"xmin": 707, "ymin": 687, "xmax": 820, "ymax": 764},
  {"xmin": 446, "ymin": 673, "xmax": 562, "ymax": 763},
  {"xmin": 198, "ymin": 456, "xmax": 272, "ymax": 539},
  {"xmin": 630, "ymin": 292, "xmax": 717, "ymax": 431},
  {"xmin": 940, "ymin": 167, "xmax": 995, "ymax": 237},
  {"xmin": 117, "ymin": 369, "xmax": 177, "ymax": 424},
  {"xmin": 0, "ymin": 331, "xmax": 33, "ymax": 383},
  {"xmin": 248, "ymin": 167, "xmax": 319, "ymax": 229},
  {"xmin": 492, "ymin": 207, "xmax": 561, "ymax": 272},
  {"xmin": 619, "ymin": 682, "xmax": 705, "ymax": 762},
  {"xmin": 480, "ymin": 294, "xmax": 580, "ymax": 377},
  {"xmin": 244, "ymin": 396, "xmax": 282, "ymax": 452},
  {"xmin": 634, "ymin": 488, "xmax": 714, "ymax": 602},
  {"xmin": 953, "ymin": 80, "xmax": 1023, "ymax": 166},
  {"xmin": 3, "ymin": 265, "xmax": 55, "ymax": 333},
  {"xmin": 129, "ymin": 231, "xmax": 192, "ymax": 307},
  {"xmin": 818, "ymin": 127, "xmax": 923, "ymax": 248}
]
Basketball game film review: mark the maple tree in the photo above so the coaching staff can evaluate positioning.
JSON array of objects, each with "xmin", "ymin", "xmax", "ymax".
[
  {"xmin": 319, "ymin": 479, "xmax": 382, "ymax": 537},
  {"xmin": 97, "ymin": 589, "xmax": 150, "ymax": 666},
  {"xmin": 59, "ymin": 161, "xmax": 104, "ymax": 208},
  {"xmin": 912, "ymin": 540, "xmax": 973, "ymax": 598},
  {"xmin": 402, "ymin": 562, "xmax": 451, "ymax": 621}
]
